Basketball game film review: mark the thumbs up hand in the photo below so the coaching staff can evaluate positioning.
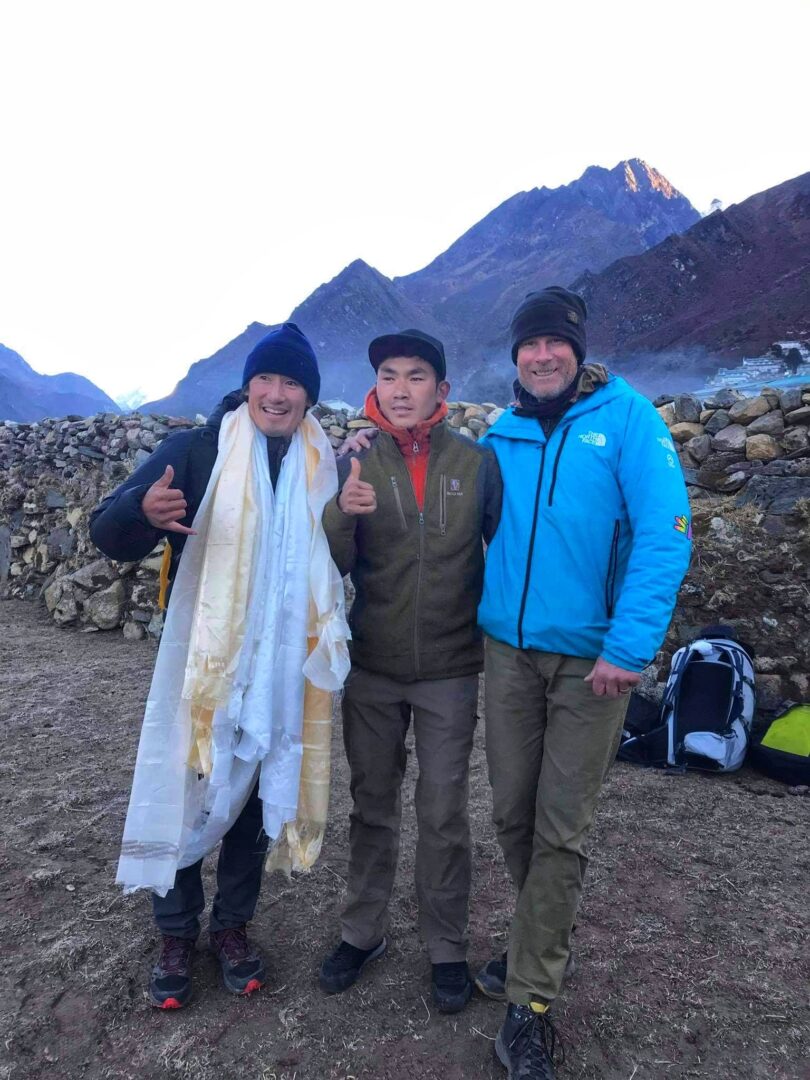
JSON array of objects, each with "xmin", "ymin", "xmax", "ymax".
[
  {"xmin": 337, "ymin": 457, "xmax": 377, "ymax": 516},
  {"xmin": 141, "ymin": 465, "xmax": 197, "ymax": 535}
]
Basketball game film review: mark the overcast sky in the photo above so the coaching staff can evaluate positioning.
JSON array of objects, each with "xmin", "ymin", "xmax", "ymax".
[{"xmin": 1, "ymin": 0, "xmax": 807, "ymax": 401}]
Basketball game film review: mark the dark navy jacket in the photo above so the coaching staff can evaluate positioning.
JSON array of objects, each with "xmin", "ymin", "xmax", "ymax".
[{"xmin": 90, "ymin": 391, "xmax": 288, "ymax": 591}]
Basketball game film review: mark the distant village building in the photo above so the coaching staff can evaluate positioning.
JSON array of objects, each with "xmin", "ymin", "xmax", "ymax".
[{"xmin": 707, "ymin": 339, "xmax": 810, "ymax": 388}]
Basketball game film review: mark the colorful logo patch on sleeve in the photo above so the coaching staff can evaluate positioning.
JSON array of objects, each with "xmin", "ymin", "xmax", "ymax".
[{"xmin": 673, "ymin": 514, "xmax": 692, "ymax": 538}]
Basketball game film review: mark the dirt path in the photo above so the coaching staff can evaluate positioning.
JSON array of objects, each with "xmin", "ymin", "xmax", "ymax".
[{"xmin": 1, "ymin": 599, "xmax": 807, "ymax": 1080}]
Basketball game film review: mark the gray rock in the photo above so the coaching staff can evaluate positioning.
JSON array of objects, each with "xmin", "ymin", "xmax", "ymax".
[
  {"xmin": 69, "ymin": 558, "xmax": 119, "ymax": 591},
  {"xmin": 86, "ymin": 579, "xmax": 126, "ymax": 630},
  {"xmin": 704, "ymin": 410, "xmax": 731, "ymax": 435},
  {"xmin": 684, "ymin": 434, "xmax": 712, "ymax": 463},
  {"xmin": 728, "ymin": 396, "xmax": 771, "ymax": 424},
  {"xmin": 711, "ymin": 424, "xmax": 747, "ymax": 453},
  {"xmin": 736, "ymin": 475, "xmax": 810, "ymax": 514},
  {"xmin": 716, "ymin": 471, "xmax": 749, "ymax": 493},
  {"xmin": 45, "ymin": 489, "xmax": 66, "ymax": 509},
  {"xmin": 702, "ymin": 389, "xmax": 744, "ymax": 409},
  {"xmin": 47, "ymin": 527, "xmax": 75, "ymax": 559},
  {"xmin": 779, "ymin": 387, "xmax": 804, "ymax": 412},
  {"xmin": 785, "ymin": 406, "xmax": 810, "ymax": 425},
  {"xmin": 673, "ymin": 394, "xmax": 702, "ymax": 424},
  {"xmin": 709, "ymin": 517, "xmax": 743, "ymax": 545},
  {"xmin": 782, "ymin": 427, "xmax": 809, "ymax": 453},
  {"xmin": 746, "ymin": 411, "xmax": 785, "ymax": 437},
  {"xmin": 43, "ymin": 578, "xmax": 64, "ymax": 612},
  {"xmin": 52, "ymin": 586, "xmax": 79, "ymax": 627},
  {"xmin": 122, "ymin": 620, "xmax": 146, "ymax": 641}
]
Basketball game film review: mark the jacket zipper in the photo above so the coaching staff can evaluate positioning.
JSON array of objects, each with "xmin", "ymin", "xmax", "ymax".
[
  {"xmin": 547, "ymin": 426, "xmax": 571, "ymax": 506},
  {"xmin": 414, "ymin": 510, "xmax": 425, "ymax": 677},
  {"xmin": 605, "ymin": 520, "xmax": 620, "ymax": 618},
  {"xmin": 439, "ymin": 474, "xmax": 447, "ymax": 536},
  {"xmin": 409, "ymin": 432, "xmax": 438, "ymax": 679},
  {"xmin": 516, "ymin": 444, "xmax": 547, "ymax": 649},
  {"xmin": 390, "ymin": 476, "xmax": 408, "ymax": 531}
]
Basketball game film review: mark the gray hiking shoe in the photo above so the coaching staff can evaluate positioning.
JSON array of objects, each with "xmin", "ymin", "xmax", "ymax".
[
  {"xmin": 210, "ymin": 926, "xmax": 266, "ymax": 995},
  {"xmin": 148, "ymin": 935, "xmax": 195, "ymax": 1009}
]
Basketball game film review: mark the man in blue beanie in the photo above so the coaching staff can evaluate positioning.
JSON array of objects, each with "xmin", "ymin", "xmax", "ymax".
[{"xmin": 90, "ymin": 323, "xmax": 349, "ymax": 1010}]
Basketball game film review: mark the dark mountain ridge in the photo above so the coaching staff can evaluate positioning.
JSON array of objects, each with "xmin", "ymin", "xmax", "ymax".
[
  {"xmin": 574, "ymin": 170, "xmax": 810, "ymax": 361},
  {"xmin": 0, "ymin": 345, "xmax": 120, "ymax": 423},
  {"xmin": 8, "ymin": 162, "xmax": 804, "ymax": 421},
  {"xmin": 143, "ymin": 158, "xmax": 703, "ymax": 415},
  {"xmin": 395, "ymin": 158, "xmax": 700, "ymax": 352}
]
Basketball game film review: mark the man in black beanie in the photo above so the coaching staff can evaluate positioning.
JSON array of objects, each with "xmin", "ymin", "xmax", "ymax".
[{"xmin": 476, "ymin": 288, "xmax": 691, "ymax": 1078}]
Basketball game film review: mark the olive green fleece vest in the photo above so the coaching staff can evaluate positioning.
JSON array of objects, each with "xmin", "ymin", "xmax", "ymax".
[{"xmin": 322, "ymin": 423, "xmax": 500, "ymax": 683}]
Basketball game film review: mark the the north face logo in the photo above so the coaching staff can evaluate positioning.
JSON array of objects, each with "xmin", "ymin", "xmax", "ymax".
[{"xmin": 579, "ymin": 431, "xmax": 607, "ymax": 447}]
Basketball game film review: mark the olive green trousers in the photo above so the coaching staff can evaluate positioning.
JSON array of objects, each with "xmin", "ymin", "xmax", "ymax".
[{"xmin": 484, "ymin": 637, "xmax": 628, "ymax": 1005}]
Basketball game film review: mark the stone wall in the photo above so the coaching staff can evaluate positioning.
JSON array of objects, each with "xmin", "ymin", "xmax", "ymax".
[{"xmin": 1, "ymin": 388, "xmax": 808, "ymax": 705}]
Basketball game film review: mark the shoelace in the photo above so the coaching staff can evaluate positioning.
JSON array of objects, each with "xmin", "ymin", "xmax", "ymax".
[
  {"xmin": 509, "ymin": 1011, "xmax": 564, "ymax": 1074},
  {"xmin": 214, "ymin": 928, "xmax": 250, "ymax": 962},
  {"xmin": 160, "ymin": 936, "xmax": 192, "ymax": 973}
]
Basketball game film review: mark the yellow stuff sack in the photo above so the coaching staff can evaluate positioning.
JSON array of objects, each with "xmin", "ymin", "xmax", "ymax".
[{"xmin": 750, "ymin": 704, "xmax": 810, "ymax": 785}]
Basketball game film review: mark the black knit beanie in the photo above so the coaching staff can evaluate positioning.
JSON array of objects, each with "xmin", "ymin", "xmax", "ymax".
[
  {"xmin": 509, "ymin": 287, "xmax": 588, "ymax": 364},
  {"xmin": 242, "ymin": 322, "xmax": 320, "ymax": 403}
]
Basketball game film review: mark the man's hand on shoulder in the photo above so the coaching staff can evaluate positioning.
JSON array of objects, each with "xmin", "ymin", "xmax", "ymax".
[
  {"xmin": 141, "ymin": 465, "xmax": 197, "ymax": 535},
  {"xmin": 584, "ymin": 657, "xmax": 640, "ymax": 698},
  {"xmin": 338, "ymin": 458, "xmax": 377, "ymax": 516},
  {"xmin": 338, "ymin": 427, "xmax": 378, "ymax": 456}
]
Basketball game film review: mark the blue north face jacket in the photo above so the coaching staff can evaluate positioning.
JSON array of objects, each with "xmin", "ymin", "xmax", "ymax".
[{"xmin": 478, "ymin": 376, "xmax": 691, "ymax": 672}]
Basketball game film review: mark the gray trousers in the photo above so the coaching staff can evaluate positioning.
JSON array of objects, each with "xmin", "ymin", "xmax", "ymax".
[
  {"xmin": 484, "ymin": 637, "xmax": 628, "ymax": 1005},
  {"xmin": 340, "ymin": 666, "xmax": 479, "ymax": 963}
]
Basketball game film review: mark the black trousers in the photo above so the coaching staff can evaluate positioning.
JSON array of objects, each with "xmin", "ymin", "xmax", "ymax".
[{"xmin": 152, "ymin": 781, "xmax": 269, "ymax": 939}]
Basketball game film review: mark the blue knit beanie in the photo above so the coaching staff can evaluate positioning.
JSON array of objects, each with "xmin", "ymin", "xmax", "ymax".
[{"xmin": 242, "ymin": 322, "xmax": 320, "ymax": 404}]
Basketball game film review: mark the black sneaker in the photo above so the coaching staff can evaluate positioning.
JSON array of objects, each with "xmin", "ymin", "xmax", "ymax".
[
  {"xmin": 210, "ymin": 926, "xmax": 266, "ymax": 995},
  {"xmin": 431, "ymin": 961, "xmax": 473, "ymax": 1013},
  {"xmin": 319, "ymin": 938, "xmax": 386, "ymax": 994},
  {"xmin": 148, "ymin": 935, "xmax": 195, "ymax": 1009},
  {"xmin": 475, "ymin": 950, "xmax": 508, "ymax": 1000},
  {"xmin": 495, "ymin": 1003, "xmax": 561, "ymax": 1079},
  {"xmin": 476, "ymin": 950, "xmax": 576, "ymax": 1002}
]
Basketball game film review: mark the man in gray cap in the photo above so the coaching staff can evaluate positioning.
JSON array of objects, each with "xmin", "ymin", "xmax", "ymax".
[{"xmin": 318, "ymin": 328, "xmax": 502, "ymax": 1013}]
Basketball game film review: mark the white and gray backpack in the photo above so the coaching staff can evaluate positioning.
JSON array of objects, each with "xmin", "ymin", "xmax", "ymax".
[{"xmin": 619, "ymin": 626, "xmax": 756, "ymax": 772}]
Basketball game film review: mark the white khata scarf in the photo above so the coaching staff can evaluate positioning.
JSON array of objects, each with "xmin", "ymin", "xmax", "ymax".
[{"xmin": 117, "ymin": 403, "xmax": 350, "ymax": 896}]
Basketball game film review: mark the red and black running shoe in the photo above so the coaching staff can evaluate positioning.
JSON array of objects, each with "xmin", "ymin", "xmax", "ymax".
[
  {"xmin": 148, "ymin": 935, "xmax": 195, "ymax": 1009},
  {"xmin": 210, "ymin": 926, "xmax": 266, "ymax": 995}
]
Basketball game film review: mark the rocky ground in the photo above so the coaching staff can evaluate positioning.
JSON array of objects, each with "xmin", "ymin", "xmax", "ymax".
[{"xmin": 1, "ymin": 599, "xmax": 808, "ymax": 1079}]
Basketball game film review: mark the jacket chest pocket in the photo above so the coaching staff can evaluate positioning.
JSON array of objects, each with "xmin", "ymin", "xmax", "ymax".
[
  {"xmin": 389, "ymin": 476, "xmax": 409, "ymax": 533},
  {"xmin": 435, "ymin": 473, "xmax": 474, "ymax": 539}
]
